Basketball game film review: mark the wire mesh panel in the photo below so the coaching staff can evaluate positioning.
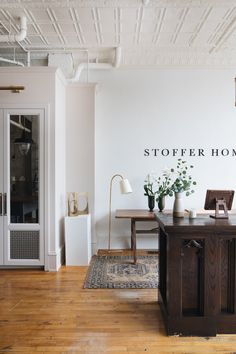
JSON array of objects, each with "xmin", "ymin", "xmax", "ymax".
[{"xmin": 10, "ymin": 230, "xmax": 39, "ymax": 259}]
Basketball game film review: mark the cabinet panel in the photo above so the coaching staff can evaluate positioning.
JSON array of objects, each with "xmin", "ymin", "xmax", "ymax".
[
  {"xmin": 181, "ymin": 239, "xmax": 204, "ymax": 316},
  {"xmin": 157, "ymin": 213, "xmax": 236, "ymax": 336},
  {"xmin": 220, "ymin": 238, "xmax": 236, "ymax": 314}
]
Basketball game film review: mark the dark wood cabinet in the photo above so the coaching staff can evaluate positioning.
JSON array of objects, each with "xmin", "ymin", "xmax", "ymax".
[{"xmin": 155, "ymin": 213, "xmax": 236, "ymax": 336}]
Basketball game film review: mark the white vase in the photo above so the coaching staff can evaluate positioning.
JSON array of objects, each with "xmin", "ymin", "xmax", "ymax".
[{"xmin": 173, "ymin": 192, "xmax": 184, "ymax": 218}]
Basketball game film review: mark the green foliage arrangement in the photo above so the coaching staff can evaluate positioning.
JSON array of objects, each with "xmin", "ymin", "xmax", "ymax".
[
  {"xmin": 155, "ymin": 169, "xmax": 173, "ymax": 201},
  {"xmin": 144, "ymin": 159, "xmax": 197, "ymax": 201},
  {"xmin": 170, "ymin": 159, "xmax": 197, "ymax": 196},
  {"xmin": 144, "ymin": 170, "xmax": 173, "ymax": 200},
  {"xmin": 144, "ymin": 173, "xmax": 158, "ymax": 197}
]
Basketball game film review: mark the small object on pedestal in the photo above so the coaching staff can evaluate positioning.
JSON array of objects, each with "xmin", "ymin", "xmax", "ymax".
[
  {"xmin": 148, "ymin": 195, "xmax": 155, "ymax": 212},
  {"xmin": 67, "ymin": 192, "xmax": 89, "ymax": 216},
  {"xmin": 173, "ymin": 191, "xmax": 184, "ymax": 217}
]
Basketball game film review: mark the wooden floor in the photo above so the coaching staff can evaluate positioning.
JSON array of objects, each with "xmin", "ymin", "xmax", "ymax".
[{"xmin": 1, "ymin": 261, "xmax": 236, "ymax": 353}]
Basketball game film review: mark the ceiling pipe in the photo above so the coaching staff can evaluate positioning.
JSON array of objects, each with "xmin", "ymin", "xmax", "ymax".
[
  {"xmin": 0, "ymin": 15, "xmax": 27, "ymax": 43},
  {"xmin": 69, "ymin": 46, "xmax": 122, "ymax": 82},
  {"xmin": 0, "ymin": 57, "xmax": 24, "ymax": 67},
  {"xmin": 10, "ymin": 118, "xmax": 30, "ymax": 133}
]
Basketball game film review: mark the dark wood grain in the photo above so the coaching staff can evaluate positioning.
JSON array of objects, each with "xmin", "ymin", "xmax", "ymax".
[
  {"xmin": 115, "ymin": 209, "xmax": 159, "ymax": 264},
  {"xmin": 181, "ymin": 239, "xmax": 204, "ymax": 316},
  {"xmin": 156, "ymin": 212, "xmax": 236, "ymax": 336},
  {"xmin": 116, "ymin": 209, "xmax": 157, "ymax": 220}
]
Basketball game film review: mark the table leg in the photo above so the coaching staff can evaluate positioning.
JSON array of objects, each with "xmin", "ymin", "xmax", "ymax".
[
  {"xmin": 131, "ymin": 221, "xmax": 134, "ymax": 249},
  {"xmin": 131, "ymin": 219, "xmax": 137, "ymax": 264}
]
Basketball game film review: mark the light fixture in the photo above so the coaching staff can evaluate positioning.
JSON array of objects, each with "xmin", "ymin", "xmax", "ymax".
[
  {"xmin": 14, "ymin": 116, "xmax": 32, "ymax": 155},
  {"xmin": 108, "ymin": 174, "xmax": 132, "ymax": 251},
  {"xmin": 0, "ymin": 86, "xmax": 25, "ymax": 93}
]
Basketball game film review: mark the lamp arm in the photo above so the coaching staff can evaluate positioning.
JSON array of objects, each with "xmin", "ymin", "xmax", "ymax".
[{"xmin": 108, "ymin": 174, "xmax": 124, "ymax": 250}]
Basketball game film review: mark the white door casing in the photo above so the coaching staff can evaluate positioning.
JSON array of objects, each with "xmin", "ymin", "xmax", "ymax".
[{"xmin": 1, "ymin": 108, "xmax": 45, "ymax": 266}]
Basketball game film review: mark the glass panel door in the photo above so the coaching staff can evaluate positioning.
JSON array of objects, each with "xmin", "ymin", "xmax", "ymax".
[
  {"xmin": 3, "ymin": 109, "xmax": 44, "ymax": 266},
  {"xmin": 10, "ymin": 115, "xmax": 39, "ymax": 224}
]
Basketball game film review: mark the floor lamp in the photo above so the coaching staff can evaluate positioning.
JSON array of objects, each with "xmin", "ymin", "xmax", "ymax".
[{"xmin": 108, "ymin": 174, "xmax": 132, "ymax": 251}]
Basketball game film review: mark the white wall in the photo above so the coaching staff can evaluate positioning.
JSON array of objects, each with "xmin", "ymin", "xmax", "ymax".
[
  {"xmin": 87, "ymin": 68, "xmax": 236, "ymax": 250},
  {"xmin": 65, "ymin": 83, "xmax": 96, "ymax": 251}
]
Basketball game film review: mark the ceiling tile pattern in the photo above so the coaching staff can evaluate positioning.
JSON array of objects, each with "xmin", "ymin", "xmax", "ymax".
[{"xmin": 0, "ymin": 0, "xmax": 236, "ymax": 67}]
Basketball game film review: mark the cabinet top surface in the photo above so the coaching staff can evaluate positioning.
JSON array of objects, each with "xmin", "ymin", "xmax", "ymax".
[{"xmin": 155, "ymin": 212, "xmax": 236, "ymax": 228}]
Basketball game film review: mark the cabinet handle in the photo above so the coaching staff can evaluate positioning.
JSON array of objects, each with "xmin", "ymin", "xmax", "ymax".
[
  {"xmin": 0, "ymin": 193, "xmax": 2, "ymax": 216},
  {"xmin": 3, "ymin": 193, "xmax": 7, "ymax": 216}
]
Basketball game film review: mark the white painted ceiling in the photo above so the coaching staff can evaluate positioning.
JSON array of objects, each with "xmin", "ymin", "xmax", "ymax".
[{"xmin": 0, "ymin": 0, "xmax": 236, "ymax": 72}]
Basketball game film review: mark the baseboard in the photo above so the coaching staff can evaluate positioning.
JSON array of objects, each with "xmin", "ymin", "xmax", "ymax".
[{"xmin": 47, "ymin": 245, "xmax": 65, "ymax": 271}]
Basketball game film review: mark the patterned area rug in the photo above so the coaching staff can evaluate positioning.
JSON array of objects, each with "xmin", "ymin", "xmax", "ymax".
[{"xmin": 84, "ymin": 255, "xmax": 158, "ymax": 289}]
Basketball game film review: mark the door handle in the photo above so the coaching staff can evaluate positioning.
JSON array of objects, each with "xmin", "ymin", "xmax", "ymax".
[
  {"xmin": 0, "ymin": 193, "xmax": 2, "ymax": 216},
  {"xmin": 3, "ymin": 193, "xmax": 7, "ymax": 216}
]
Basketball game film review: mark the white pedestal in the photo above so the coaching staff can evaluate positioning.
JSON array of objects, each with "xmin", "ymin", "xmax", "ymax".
[{"xmin": 64, "ymin": 214, "xmax": 91, "ymax": 266}]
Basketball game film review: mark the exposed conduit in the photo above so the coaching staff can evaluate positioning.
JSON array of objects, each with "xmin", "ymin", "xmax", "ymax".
[
  {"xmin": 0, "ymin": 16, "xmax": 27, "ymax": 43},
  {"xmin": 0, "ymin": 57, "xmax": 24, "ymax": 67},
  {"xmin": 69, "ymin": 46, "xmax": 122, "ymax": 82},
  {"xmin": 10, "ymin": 118, "xmax": 31, "ymax": 133},
  {"xmin": 0, "ymin": 16, "xmax": 27, "ymax": 67}
]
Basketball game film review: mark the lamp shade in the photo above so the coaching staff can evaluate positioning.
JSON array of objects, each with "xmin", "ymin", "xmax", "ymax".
[{"xmin": 119, "ymin": 178, "xmax": 132, "ymax": 194}]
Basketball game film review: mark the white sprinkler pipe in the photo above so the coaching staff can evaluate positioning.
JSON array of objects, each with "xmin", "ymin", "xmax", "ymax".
[
  {"xmin": 0, "ymin": 57, "xmax": 24, "ymax": 67},
  {"xmin": 0, "ymin": 16, "xmax": 27, "ymax": 43},
  {"xmin": 69, "ymin": 46, "xmax": 122, "ymax": 82}
]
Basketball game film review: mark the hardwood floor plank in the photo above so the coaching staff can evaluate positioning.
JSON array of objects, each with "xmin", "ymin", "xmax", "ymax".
[{"xmin": 0, "ymin": 266, "xmax": 236, "ymax": 353}]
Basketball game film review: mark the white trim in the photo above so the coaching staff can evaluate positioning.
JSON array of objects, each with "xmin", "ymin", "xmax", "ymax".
[
  {"xmin": 0, "ymin": 67, "xmax": 67, "ymax": 86},
  {"xmin": 0, "ymin": 67, "xmax": 58, "ymax": 74},
  {"xmin": 56, "ymin": 68, "xmax": 67, "ymax": 86},
  {"xmin": 108, "ymin": 64, "xmax": 236, "ymax": 70},
  {"xmin": 0, "ymin": 104, "xmax": 50, "ymax": 269},
  {"xmin": 3, "ymin": 108, "xmax": 45, "ymax": 266},
  {"xmin": 47, "ymin": 245, "xmax": 64, "ymax": 271},
  {"xmin": 0, "ymin": 103, "xmax": 51, "ymax": 109},
  {"xmin": 44, "ymin": 104, "xmax": 50, "ymax": 271}
]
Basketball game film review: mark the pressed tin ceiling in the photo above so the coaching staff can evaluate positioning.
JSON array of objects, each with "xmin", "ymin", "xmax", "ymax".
[{"xmin": 0, "ymin": 0, "xmax": 236, "ymax": 69}]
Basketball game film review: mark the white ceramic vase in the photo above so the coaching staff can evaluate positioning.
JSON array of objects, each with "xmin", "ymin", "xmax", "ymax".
[{"xmin": 173, "ymin": 192, "xmax": 184, "ymax": 218}]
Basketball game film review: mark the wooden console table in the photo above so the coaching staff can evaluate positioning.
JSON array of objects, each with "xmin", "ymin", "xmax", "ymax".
[
  {"xmin": 155, "ymin": 212, "xmax": 236, "ymax": 336},
  {"xmin": 115, "ymin": 209, "xmax": 158, "ymax": 264}
]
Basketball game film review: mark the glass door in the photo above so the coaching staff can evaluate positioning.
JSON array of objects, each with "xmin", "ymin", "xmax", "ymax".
[{"xmin": 3, "ymin": 109, "xmax": 44, "ymax": 266}]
